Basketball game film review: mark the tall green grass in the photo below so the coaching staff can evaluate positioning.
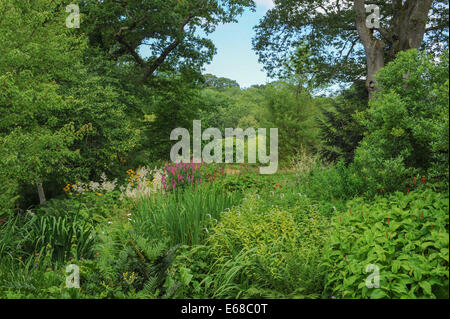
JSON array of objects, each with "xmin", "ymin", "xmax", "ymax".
[{"xmin": 132, "ymin": 182, "xmax": 242, "ymax": 246}]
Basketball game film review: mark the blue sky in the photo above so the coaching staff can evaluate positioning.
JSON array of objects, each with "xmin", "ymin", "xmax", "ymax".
[{"xmin": 202, "ymin": 1, "xmax": 275, "ymax": 88}]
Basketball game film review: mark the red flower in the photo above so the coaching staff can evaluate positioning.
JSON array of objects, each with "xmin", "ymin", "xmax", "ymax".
[
  {"xmin": 387, "ymin": 218, "xmax": 390, "ymax": 224},
  {"xmin": 407, "ymin": 189, "xmax": 410, "ymax": 195},
  {"xmin": 421, "ymin": 177, "xmax": 426, "ymax": 185},
  {"xmin": 413, "ymin": 177, "xmax": 416, "ymax": 185}
]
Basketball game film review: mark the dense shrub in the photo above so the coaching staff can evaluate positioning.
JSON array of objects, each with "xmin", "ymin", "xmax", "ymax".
[
  {"xmin": 322, "ymin": 188, "xmax": 449, "ymax": 299},
  {"xmin": 318, "ymin": 80, "xmax": 367, "ymax": 164},
  {"xmin": 164, "ymin": 195, "xmax": 330, "ymax": 298},
  {"xmin": 0, "ymin": 180, "xmax": 18, "ymax": 219},
  {"xmin": 353, "ymin": 49, "xmax": 449, "ymax": 193}
]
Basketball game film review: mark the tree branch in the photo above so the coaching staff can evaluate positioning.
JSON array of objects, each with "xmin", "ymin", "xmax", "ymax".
[
  {"xmin": 114, "ymin": 26, "xmax": 147, "ymax": 68},
  {"xmin": 139, "ymin": 14, "xmax": 193, "ymax": 83},
  {"xmin": 354, "ymin": 0, "xmax": 372, "ymax": 49}
]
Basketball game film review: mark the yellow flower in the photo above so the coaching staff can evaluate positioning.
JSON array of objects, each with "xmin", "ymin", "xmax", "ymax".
[{"xmin": 96, "ymin": 192, "xmax": 103, "ymax": 196}]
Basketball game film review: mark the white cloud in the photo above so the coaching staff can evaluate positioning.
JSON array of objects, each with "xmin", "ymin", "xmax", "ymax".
[{"xmin": 254, "ymin": 0, "xmax": 275, "ymax": 9}]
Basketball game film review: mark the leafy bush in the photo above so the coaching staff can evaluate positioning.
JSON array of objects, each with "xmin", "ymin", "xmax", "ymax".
[
  {"xmin": 353, "ymin": 49, "xmax": 449, "ymax": 192},
  {"xmin": 0, "ymin": 179, "xmax": 18, "ymax": 220},
  {"xmin": 322, "ymin": 189, "xmax": 449, "ymax": 299},
  {"xmin": 293, "ymin": 159, "xmax": 369, "ymax": 209},
  {"xmin": 75, "ymin": 221, "xmax": 174, "ymax": 299},
  {"xmin": 318, "ymin": 80, "xmax": 367, "ymax": 164},
  {"xmin": 165, "ymin": 195, "xmax": 330, "ymax": 298}
]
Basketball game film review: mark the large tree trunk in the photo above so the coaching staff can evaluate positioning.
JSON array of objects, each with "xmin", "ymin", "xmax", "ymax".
[
  {"xmin": 36, "ymin": 179, "xmax": 46, "ymax": 205},
  {"xmin": 364, "ymin": 38, "xmax": 385, "ymax": 100},
  {"xmin": 391, "ymin": 0, "xmax": 434, "ymax": 53},
  {"xmin": 355, "ymin": 0, "xmax": 434, "ymax": 99},
  {"xmin": 354, "ymin": 0, "xmax": 386, "ymax": 100}
]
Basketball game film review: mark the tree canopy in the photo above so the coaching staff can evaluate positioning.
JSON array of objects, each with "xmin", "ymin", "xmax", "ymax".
[
  {"xmin": 81, "ymin": 0, "xmax": 255, "ymax": 84},
  {"xmin": 253, "ymin": 0, "xmax": 449, "ymax": 96}
]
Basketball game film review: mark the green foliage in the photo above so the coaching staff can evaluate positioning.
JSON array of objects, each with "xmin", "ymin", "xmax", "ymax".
[
  {"xmin": 0, "ymin": 210, "xmax": 96, "ymax": 265},
  {"xmin": 165, "ymin": 196, "xmax": 330, "ymax": 298},
  {"xmin": 0, "ymin": 180, "xmax": 19, "ymax": 219},
  {"xmin": 0, "ymin": 245, "xmax": 72, "ymax": 298},
  {"xmin": 0, "ymin": 0, "xmax": 85, "ymax": 195},
  {"xmin": 354, "ymin": 50, "xmax": 449, "ymax": 193},
  {"xmin": 262, "ymin": 82, "xmax": 321, "ymax": 161},
  {"xmin": 0, "ymin": 0, "xmax": 139, "ymax": 208},
  {"xmin": 81, "ymin": 0, "xmax": 255, "ymax": 82},
  {"xmin": 318, "ymin": 81, "xmax": 367, "ymax": 163},
  {"xmin": 322, "ymin": 189, "xmax": 449, "ymax": 299},
  {"xmin": 294, "ymin": 159, "xmax": 367, "ymax": 203},
  {"xmin": 142, "ymin": 74, "xmax": 204, "ymax": 161},
  {"xmin": 217, "ymin": 171, "xmax": 268, "ymax": 193},
  {"xmin": 253, "ymin": 0, "xmax": 448, "ymax": 88},
  {"xmin": 132, "ymin": 182, "xmax": 242, "ymax": 246},
  {"xmin": 203, "ymin": 74, "xmax": 240, "ymax": 90},
  {"xmin": 76, "ymin": 221, "xmax": 173, "ymax": 298},
  {"xmin": 22, "ymin": 214, "xmax": 96, "ymax": 263},
  {"xmin": 0, "ymin": 0, "xmax": 448, "ymax": 301}
]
